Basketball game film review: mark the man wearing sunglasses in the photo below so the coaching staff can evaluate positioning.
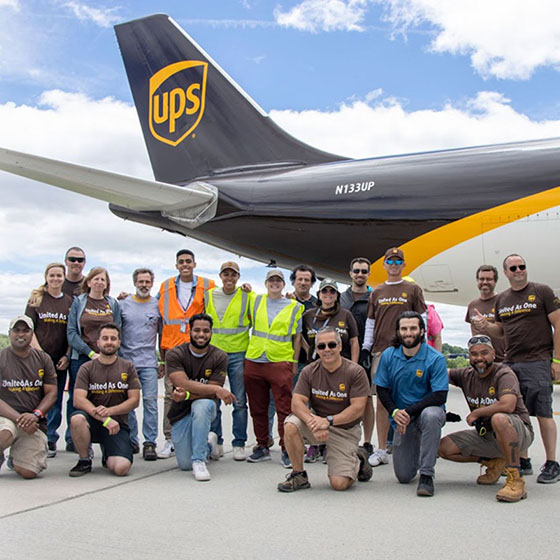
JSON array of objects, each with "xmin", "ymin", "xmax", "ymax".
[
  {"xmin": 472, "ymin": 254, "xmax": 560, "ymax": 484},
  {"xmin": 278, "ymin": 327, "xmax": 371, "ymax": 492},
  {"xmin": 439, "ymin": 335, "xmax": 533, "ymax": 502},
  {"xmin": 62, "ymin": 247, "xmax": 86, "ymax": 297},
  {"xmin": 363, "ymin": 248, "xmax": 427, "ymax": 468}
]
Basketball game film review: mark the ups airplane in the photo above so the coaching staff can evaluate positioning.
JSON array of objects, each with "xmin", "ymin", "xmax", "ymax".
[{"xmin": 1, "ymin": 14, "xmax": 559, "ymax": 306}]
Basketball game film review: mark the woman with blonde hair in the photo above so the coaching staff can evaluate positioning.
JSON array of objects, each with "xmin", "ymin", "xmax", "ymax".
[{"xmin": 25, "ymin": 262, "xmax": 74, "ymax": 458}]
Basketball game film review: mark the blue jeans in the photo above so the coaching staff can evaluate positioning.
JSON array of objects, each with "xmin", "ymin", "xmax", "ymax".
[
  {"xmin": 172, "ymin": 399, "xmax": 217, "ymax": 470},
  {"xmin": 46, "ymin": 368, "xmax": 67, "ymax": 444},
  {"xmin": 128, "ymin": 367, "xmax": 159, "ymax": 446},
  {"xmin": 66, "ymin": 355, "xmax": 90, "ymax": 444},
  {"xmin": 210, "ymin": 352, "xmax": 248, "ymax": 447}
]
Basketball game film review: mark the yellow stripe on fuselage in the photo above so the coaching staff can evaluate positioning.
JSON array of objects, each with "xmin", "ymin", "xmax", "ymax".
[{"xmin": 368, "ymin": 185, "xmax": 560, "ymax": 286}]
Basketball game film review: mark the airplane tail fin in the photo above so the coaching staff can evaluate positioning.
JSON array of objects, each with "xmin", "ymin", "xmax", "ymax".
[{"xmin": 115, "ymin": 14, "xmax": 344, "ymax": 184}]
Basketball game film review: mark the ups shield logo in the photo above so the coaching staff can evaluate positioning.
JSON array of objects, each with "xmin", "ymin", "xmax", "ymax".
[
  {"xmin": 149, "ymin": 60, "xmax": 208, "ymax": 147},
  {"xmin": 528, "ymin": 295, "xmax": 536, "ymax": 302},
  {"xmin": 121, "ymin": 373, "xmax": 128, "ymax": 382}
]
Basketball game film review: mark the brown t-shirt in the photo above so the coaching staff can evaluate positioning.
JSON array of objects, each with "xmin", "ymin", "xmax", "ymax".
[
  {"xmin": 302, "ymin": 307, "xmax": 359, "ymax": 362},
  {"xmin": 75, "ymin": 357, "xmax": 140, "ymax": 427},
  {"xmin": 62, "ymin": 278, "xmax": 82, "ymax": 297},
  {"xmin": 449, "ymin": 363, "xmax": 531, "ymax": 429},
  {"xmin": 294, "ymin": 358, "xmax": 369, "ymax": 428},
  {"xmin": 25, "ymin": 292, "xmax": 73, "ymax": 365},
  {"xmin": 495, "ymin": 282, "xmax": 560, "ymax": 362},
  {"xmin": 465, "ymin": 295, "xmax": 506, "ymax": 362},
  {"xmin": 166, "ymin": 344, "xmax": 228, "ymax": 425},
  {"xmin": 367, "ymin": 281, "xmax": 427, "ymax": 352},
  {"xmin": 80, "ymin": 297, "xmax": 114, "ymax": 353},
  {"xmin": 0, "ymin": 347, "xmax": 57, "ymax": 433}
]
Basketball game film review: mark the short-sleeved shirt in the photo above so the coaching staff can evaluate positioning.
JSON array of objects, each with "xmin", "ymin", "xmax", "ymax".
[
  {"xmin": 367, "ymin": 281, "xmax": 427, "ymax": 353},
  {"xmin": 449, "ymin": 363, "xmax": 531, "ymax": 428},
  {"xmin": 295, "ymin": 358, "xmax": 369, "ymax": 428},
  {"xmin": 75, "ymin": 357, "xmax": 140, "ymax": 427},
  {"xmin": 80, "ymin": 297, "xmax": 115, "ymax": 353},
  {"xmin": 465, "ymin": 295, "xmax": 506, "ymax": 362},
  {"xmin": 495, "ymin": 282, "xmax": 560, "ymax": 362},
  {"xmin": 119, "ymin": 295, "xmax": 161, "ymax": 368},
  {"xmin": 302, "ymin": 307, "xmax": 358, "ymax": 362},
  {"xmin": 0, "ymin": 347, "xmax": 57, "ymax": 433},
  {"xmin": 62, "ymin": 278, "xmax": 82, "ymax": 298},
  {"xmin": 25, "ymin": 292, "xmax": 73, "ymax": 365},
  {"xmin": 374, "ymin": 343, "xmax": 448, "ymax": 416},
  {"xmin": 166, "ymin": 344, "xmax": 228, "ymax": 425}
]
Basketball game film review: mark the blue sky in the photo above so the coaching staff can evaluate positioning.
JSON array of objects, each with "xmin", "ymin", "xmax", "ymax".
[{"xmin": 1, "ymin": 0, "xmax": 560, "ymax": 342}]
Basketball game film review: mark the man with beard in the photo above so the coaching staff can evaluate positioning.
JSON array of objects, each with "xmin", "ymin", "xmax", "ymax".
[
  {"xmin": 166, "ymin": 313, "xmax": 234, "ymax": 481},
  {"xmin": 439, "ymin": 335, "xmax": 533, "ymax": 502},
  {"xmin": 374, "ymin": 311, "xmax": 448, "ymax": 497},
  {"xmin": 119, "ymin": 268, "xmax": 162, "ymax": 461},
  {"xmin": 62, "ymin": 247, "xmax": 86, "ymax": 297},
  {"xmin": 69, "ymin": 323, "xmax": 140, "ymax": 477}
]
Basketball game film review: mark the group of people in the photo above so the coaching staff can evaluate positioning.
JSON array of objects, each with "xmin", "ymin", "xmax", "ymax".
[{"xmin": 0, "ymin": 245, "xmax": 558, "ymax": 503}]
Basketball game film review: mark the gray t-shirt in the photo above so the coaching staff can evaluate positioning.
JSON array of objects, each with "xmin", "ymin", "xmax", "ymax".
[
  {"xmin": 119, "ymin": 295, "xmax": 161, "ymax": 368},
  {"xmin": 211, "ymin": 288, "xmax": 236, "ymax": 319}
]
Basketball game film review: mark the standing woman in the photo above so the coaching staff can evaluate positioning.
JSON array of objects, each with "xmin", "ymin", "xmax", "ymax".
[
  {"xmin": 25, "ymin": 262, "xmax": 74, "ymax": 458},
  {"xmin": 66, "ymin": 266, "xmax": 121, "ymax": 451},
  {"xmin": 302, "ymin": 278, "xmax": 360, "ymax": 363}
]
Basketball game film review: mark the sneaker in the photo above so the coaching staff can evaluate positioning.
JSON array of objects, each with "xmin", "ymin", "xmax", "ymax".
[
  {"xmin": 233, "ymin": 446, "xmax": 246, "ymax": 462},
  {"xmin": 247, "ymin": 447, "xmax": 271, "ymax": 463},
  {"xmin": 368, "ymin": 448, "xmax": 389, "ymax": 467},
  {"xmin": 69, "ymin": 459, "xmax": 92, "ymax": 477},
  {"xmin": 496, "ymin": 468, "xmax": 527, "ymax": 501},
  {"xmin": 192, "ymin": 460, "xmax": 211, "ymax": 481},
  {"xmin": 143, "ymin": 442, "xmax": 158, "ymax": 461},
  {"xmin": 218, "ymin": 444, "xmax": 224, "ymax": 458},
  {"xmin": 281, "ymin": 450, "xmax": 292, "ymax": 469},
  {"xmin": 417, "ymin": 474, "xmax": 434, "ymax": 497},
  {"xmin": 65, "ymin": 441, "xmax": 76, "ymax": 453},
  {"xmin": 520, "ymin": 457, "xmax": 533, "ymax": 476},
  {"xmin": 536, "ymin": 460, "xmax": 560, "ymax": 484},
  {"xmin": 386, "ymin": 443, "xmax": 393, "ymax": 455},
  {"xmin": 88, "ymin": 445, "xmax": 94, "ymax": 460},
  {"xmin": 47, "ymin": 441, "xmax": 57, "ymax": 458},
  {"xmin": 477, "ymin": 457, "xmax": 506, "ymax": 485},
  {"xmin": 363, "ymin": 442, "xmax": 374, "ymax": 456},
  {"xmin": 357, "ymin": 447, "xmax": 373, "ymax": 482},
  {"xmin": 157, "ymin": 439, "xmax": 174, "ymax": 459},
  {"xmin": 208, "ymin": 432, "xmax": 220, "ymax": 461},
  {"xmin": 304, "ymin": 445, "xmax": 320, "ymax": 463},
  {"xmin": 277, "ymin": 470, "xmax": 311, "ymax": 492},
  {"xmin": 252, "ymin": 437, "xmax": 274, "ymax": 453},
  {"xmin": 131, "ymin": 442, "xmax": 140, "ymax": 455}
]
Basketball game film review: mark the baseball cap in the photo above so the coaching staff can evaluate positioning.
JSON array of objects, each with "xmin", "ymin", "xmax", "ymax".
[
  {"xmin": 318, "ymin": 278, "xmax": 339, "ymax": 292},
  {"xmin": 384, "ymin": 247, "xmax": 404, "ymax": 261},
  {"xmin": 265, "ymin": 269, "xmax": 285, "ymax": 282},
  {"xmin": 467, "ymin": 335, "xmax": 494, "ymax": 350},
  {"xmin": 219, "ymin": 261, "xmax": 240, "ymax": 274},
  {"xmin": 9, "ymin": 315, "xmax": 34, "ymax": 331}
]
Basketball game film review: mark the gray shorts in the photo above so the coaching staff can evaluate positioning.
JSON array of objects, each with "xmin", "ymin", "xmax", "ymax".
[
  {"xmin": 508, "ymin": 360, "xmax": 553, "ymax": 418},
  {"xmin": 448, "ymin": 414, "xmax": 534, "ymax": 459}
]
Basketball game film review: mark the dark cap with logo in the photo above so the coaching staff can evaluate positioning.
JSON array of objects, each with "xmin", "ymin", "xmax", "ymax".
[{"xmin": 384, "ymin": 247, "xmax": 404, "ymax": 261}]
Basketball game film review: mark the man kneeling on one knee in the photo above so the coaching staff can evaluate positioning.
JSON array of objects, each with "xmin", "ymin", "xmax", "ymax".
[
  {"xmin": 278, "ymin": 327, "xmax": 372, "ymax": 492},
  {"xmin": 439, "ymin": 335, "xmax": 534, "ymax": 502}
]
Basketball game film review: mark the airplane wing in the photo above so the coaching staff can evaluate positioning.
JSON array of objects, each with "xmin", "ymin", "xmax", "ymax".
[{"xmin": 0, "ymin": 147, "xmax": 218, "ymax": 228}]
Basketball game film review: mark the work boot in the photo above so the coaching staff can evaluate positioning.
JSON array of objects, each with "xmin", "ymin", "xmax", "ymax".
[
  {"xmin": 496, "ymin": 468, "xmax": 527, "ymax": 502},
  {"xmin": 477, "ymin": 457, "xmax": 506, "ymax": 485}
]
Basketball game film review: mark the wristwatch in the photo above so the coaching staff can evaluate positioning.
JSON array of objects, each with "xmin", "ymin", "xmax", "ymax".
[{"xmin": 327, "ymin": 415, "xmax": 334, "ymax": 426}]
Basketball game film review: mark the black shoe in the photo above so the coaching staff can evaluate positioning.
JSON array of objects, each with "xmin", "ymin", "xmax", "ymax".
[
  {"xmin": 417, "ymin": 474, "xmax": 434, "ymax": 497},
  {"xmin": 66, "ymin": 441, "xmax": 76, "ymax": 453},
  {"xmin": 47, "ymin": 441, "xmax": 57, "ymax": 458},
  {"xmin": 131, "ymin": 442, "xmax": 140, "ymax": 455},
  {"xmin": 357, "ymin": 447, "xmax": 373, "ymax": 482},
  {"xmin": 520, "ymin": 457, "xmax": 533, "ymax": 476},
  {"xmin": 363, "ymin": 442, "xmax": 374, "ymax": 456},
  {"xmin": 69, "ymin": 459, "xmax": 92, "ymax": 477},
  {"xmin": 536, "ymin": 460, "xmax": 560, "ymax": 484},
  {"xmin": 143, "ymin": 442, "xmax": 157, "ymax": 461}
]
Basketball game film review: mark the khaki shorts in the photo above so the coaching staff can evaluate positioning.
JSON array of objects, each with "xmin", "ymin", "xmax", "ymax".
[
  {"xmin": 0, "ymin": 416, "xmax": 48, "ymax": 474},
  {"xmin": 285, "ymin": 414, "xmax": 360, "ymax": 480},
  {"xmin": 448, "ymin": 414, "xmax": 534, "ymax": 459},
  {"xmin": 370, "ymin": 351, "xmax": 382, "ymax": 395}
]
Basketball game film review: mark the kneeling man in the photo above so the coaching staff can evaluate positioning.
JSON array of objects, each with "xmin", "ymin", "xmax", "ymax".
[
  {"xmin": 70, "ymin": 323, "xmax": 140, "ymax": 477},
  {"xmin": 439, "ymin": 335, "xmax": 534, "ymax": 502},
  {"xmin": 278, "ymin": 327, "xmax": 371, "ymax": 492}
]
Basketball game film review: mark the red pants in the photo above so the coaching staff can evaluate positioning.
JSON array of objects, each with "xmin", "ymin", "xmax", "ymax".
[{"xmin": 244, "ymin": 360, "xmax": 293, "ymax": 449}]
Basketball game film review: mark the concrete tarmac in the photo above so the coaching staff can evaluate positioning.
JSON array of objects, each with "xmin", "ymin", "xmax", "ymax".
[{"xmin": 1, "ymin": 382, "xmax": 559, "ymax": 560}]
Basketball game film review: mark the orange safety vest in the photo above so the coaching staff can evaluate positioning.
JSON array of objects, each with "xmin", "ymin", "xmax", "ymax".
[{"xmin": 159, "ymin": 276, "xmax": 215, "ymax": 349}]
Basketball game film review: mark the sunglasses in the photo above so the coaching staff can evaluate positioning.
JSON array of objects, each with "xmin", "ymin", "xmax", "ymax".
[
  {"xmin": 67, "ymin": 257, "xmax": 85, "ymax": 263},
  {"xmin": 385, "ymin": 259, "xmax": 403, "ymax": 265},
  {"xmin": 508, "ymin": 264, "xmax": 526, "ymax": 272},
  {"xmin": 316, "ymin": 341, "xmax": 338, "ymax": 350},
  {"xmin": 321, "ymin": 287, "xmax": 337, "ymax": 294},
  {"xmin": 468, "ymin": 335, "xmax": 491, "ymax": 345},
  {"xmin": 352, "ymin": 268, "xmax": 369, "ymax": 274}
]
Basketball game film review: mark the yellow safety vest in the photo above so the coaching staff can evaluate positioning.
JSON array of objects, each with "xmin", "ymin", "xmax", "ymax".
[
  {"xmin": 204, "ymin": 288, "xmax": 252, "ymax": 353},
  {"xmin": 246, "ymin": 295, "xmax": 303, "ymax": 363}
]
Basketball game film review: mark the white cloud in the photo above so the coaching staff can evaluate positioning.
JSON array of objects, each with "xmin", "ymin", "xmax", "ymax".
[
  {"xmin": 63, "ymin": 2, "xmax": 121, "ymax": 28},
  {"xmin": 377, "ymin": 0, "xmax": 560, "ymax": 79},
  {"xmin": 274, "ymin": 0, "xmax": 369, "ymax": 32}
]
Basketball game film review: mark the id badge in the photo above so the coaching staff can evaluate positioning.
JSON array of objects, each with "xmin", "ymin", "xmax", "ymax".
[{"xmin": 180, "ymin": 322, "xmax": 187, "ymax": 333}]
